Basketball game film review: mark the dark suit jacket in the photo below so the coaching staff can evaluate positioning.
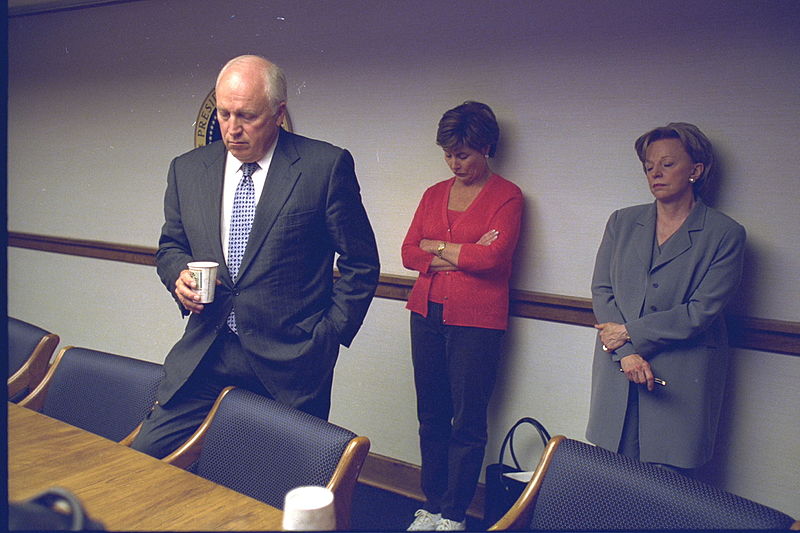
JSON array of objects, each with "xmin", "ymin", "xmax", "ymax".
[
  {"xmin": 586, "ymin": 200, "xmax": 745, "ymax": 468},
  {"xmin": 156, "ymin": 129, "xmax": 380, "ymax": 409}
]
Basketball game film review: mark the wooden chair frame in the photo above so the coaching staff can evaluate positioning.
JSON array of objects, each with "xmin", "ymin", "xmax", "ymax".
[
  {"xmin": 17, "ymin": 345, "xmax": 71, "ymax": 412},
  {"xmin": 8, "ymin": 330, "xmax": 59, "ymax": 400},
  {"xmin": 162, "ymin": 386, "xmax": 237, "ymax": 469},
  {"xmin": 328, "ymin": 435, "xmax": 370, "ymax": 530},
  {"xmin": 119, "ymin": 421, "xmax": 146, "ymax": 447},
  {"xmin": 162, "ymin": 386, "xmax": 371, "ymax": 530},
  {"xmin": 488, "ymin": 435, "xmax": 564, "ymax": 531},
  {"xmin": 17, "ymin": 345, "xmax": 149, "ymax": 445}
]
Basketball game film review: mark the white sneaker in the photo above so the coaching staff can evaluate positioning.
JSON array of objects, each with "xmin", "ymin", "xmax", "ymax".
[
  {"xmin": 435, "ymin": 518, "xmax": 466, "ymax": 531},
  {"xmin": 407, "ymin": 509, "xmax": 441, "ymax": 531}
]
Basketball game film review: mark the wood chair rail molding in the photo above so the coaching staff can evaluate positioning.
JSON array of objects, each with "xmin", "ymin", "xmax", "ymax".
[{"xmin": 8, "ymin": 231, "xmax": 799, "ymax": 357}]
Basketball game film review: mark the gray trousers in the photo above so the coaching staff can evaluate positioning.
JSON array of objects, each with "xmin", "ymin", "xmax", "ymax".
[{"xmin": 618, "ymin": 381, "xmax": 695, "ymax": 476}]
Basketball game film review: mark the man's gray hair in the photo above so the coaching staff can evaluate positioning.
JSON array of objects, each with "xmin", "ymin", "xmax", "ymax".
[{"xmin": 216, "ymin": 55, "xmax": 287, "ymax": 111}]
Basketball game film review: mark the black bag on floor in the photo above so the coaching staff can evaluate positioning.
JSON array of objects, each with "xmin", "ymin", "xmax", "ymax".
[{"xmin": 484, "ymin": 417, "xmax": 551, "ymax": 526}]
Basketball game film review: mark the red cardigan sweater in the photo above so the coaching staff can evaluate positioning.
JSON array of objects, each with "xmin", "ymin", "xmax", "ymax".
[{"xmin": 401, "ymin": 174, "xmax": 524, "ymax": 330}]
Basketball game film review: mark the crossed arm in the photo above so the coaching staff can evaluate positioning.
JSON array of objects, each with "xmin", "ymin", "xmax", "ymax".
[
  {"xmin": 418, "ymin": 229, "xmax": 499, "ymax": 271},
  {"xmin": 401, "ymin": 187, "xmax": 523, "ymax": 275}
]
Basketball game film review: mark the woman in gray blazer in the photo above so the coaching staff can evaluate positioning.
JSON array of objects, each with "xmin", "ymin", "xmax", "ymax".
[{"xmin": 586, "ymin": 122, "xmax": 746, "ymax": 472}]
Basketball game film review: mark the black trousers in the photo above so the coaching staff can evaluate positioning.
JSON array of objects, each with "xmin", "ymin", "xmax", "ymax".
[
  {"xmin": 410, "ymin": 303, "xmax": 504, "ymax": 522},
  {"xmin": 131, "ymin": 329, "xmax": 275, "ymax": 459}
]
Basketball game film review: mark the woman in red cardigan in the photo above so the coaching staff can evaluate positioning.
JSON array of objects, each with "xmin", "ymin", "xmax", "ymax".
[{"xmin": 401, "ymin": 102, "xmax": 523, "ymax": 531}]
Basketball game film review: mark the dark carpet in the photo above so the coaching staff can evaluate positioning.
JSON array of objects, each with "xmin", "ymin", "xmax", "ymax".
[{"xmin": 350, "ymin": 483, "xmax": 485, "ymax": 531}]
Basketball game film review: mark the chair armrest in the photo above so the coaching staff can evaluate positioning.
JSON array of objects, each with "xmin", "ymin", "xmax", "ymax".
[
  {"xmin": 8, "ymin": 333, "xmax": 60, "ymax": 400},
  {"xmin": 161, "ymin": 386, "xmax": 236, "ymax": 469},
  {"xmin": 488, "ymin": 435, "xmax": 565, "ymax": 531},
  {"xmin": 17, "ymin": 346, "xmax": 71, "ymax": 412},
  {"xmin": 327, "ymin": 435, "xmax": 370, "ymax": 530},
  {"xmin": 7, "ymin": 373, "xmax": 29, "ymax": 400},
  {"xmin": 119, "ymin": 422, "xmax": 144, "ymax": 447}
]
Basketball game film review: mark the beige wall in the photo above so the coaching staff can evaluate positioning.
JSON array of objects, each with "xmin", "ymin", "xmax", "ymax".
[{"xmin": 8, "ymin": 0, "xmax": 800, "ymax": 517}]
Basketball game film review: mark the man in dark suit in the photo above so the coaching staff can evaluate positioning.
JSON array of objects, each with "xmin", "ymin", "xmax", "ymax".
[{"xmin": 132, "ymin": 55, "xmax": 380, "ymax": 458}]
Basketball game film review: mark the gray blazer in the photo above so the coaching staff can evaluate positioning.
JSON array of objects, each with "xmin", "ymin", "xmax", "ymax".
[
  {"xmin": 156, "ymin": 129, "xmax": 380, "ymax": 411},
  {"xmin": 586, "ymin": 200, "xmax": 745, "ymax": 468}
]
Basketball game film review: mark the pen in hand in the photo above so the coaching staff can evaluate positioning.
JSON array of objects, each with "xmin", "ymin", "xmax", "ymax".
[{"xmin": 619, "ymin": 368, "xmax": 667, "ymax": 386}]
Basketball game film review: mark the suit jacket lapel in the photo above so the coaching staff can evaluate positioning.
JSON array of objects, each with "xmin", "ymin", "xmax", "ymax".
[
  {"xmin": 237, "ymin": 130, "xmax": 302, "ymax": 279},
  {"xmin": 651, "ymin": 201, "xmax": 706, "ymax": 272},
  {"xmin": 634, "ymin": 203, "xmax": 656, "ymax": 268},
  {"xmin": 624, "ymin": 203, "xmax": 656, "ymax": 320},
  {"xmin": 199, "ymin": 143, "xmax": 229, "ymax": 280}
]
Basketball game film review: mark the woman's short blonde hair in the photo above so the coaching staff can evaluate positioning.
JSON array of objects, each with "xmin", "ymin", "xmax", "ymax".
[{"xmin": 635, "ymin": 122, "xmax": 715, "ymax": 198}]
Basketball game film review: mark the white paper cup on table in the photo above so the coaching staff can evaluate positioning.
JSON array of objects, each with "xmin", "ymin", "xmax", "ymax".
[
  {"xmin": 187, "ymin": 261, "xmax": 219, "ymax": 303},
  {"xmin": 282, "ymin": 486, "xmax": 336, "ymax": 531}
]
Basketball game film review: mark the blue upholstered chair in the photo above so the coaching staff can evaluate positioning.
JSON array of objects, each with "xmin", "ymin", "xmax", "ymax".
[
  {"xmin": 18, "ymin": 346, "xmax": 164, "ymax": 444},
  {"xmin": 163, "ymin": 386, "xmax": 370, "ymax": 530},
  {"xmin": 8, "ymin": 317, "xmax": 60, "ymax": 402},
  {"xmin": 490, "ymin": 435, "xmax": 798, "ymax": 531}
]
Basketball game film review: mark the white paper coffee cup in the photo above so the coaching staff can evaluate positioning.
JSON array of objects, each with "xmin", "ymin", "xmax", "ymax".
[
  {"xmin": 282, "ymin": 486, "xmax": 336, "ymax": 531},
  {"xmin": 187, "ymin": 261, "xmax": 219, "ymax": 303}
]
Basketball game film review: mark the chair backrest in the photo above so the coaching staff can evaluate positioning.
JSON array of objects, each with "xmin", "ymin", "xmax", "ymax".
[
  {"xmin": 20, "ymin": 346, "xmax": 164, "ymax": 442},
  {"xmin": 8, "ymin": 317, "xmax": 60, "ymax": 401},
  {"xmin": 494, "ymin": 435, "xmax": 797, "ymax": 530},
  {"xmin": 175, "ymin": 387, "xmax": 369, "ymax": 528},
  {"xmin": 196, "ymin": 388, "xmax": 358, "ymax": 503}
]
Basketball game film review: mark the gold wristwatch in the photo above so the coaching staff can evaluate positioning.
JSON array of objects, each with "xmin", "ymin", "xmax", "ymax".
[{"xmin": 436, "ymin": 241, "xmax": 446, "ymax": 258}]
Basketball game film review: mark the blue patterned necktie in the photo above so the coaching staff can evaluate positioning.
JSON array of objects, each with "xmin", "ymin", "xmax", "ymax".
[{"xmin": 226, "ymin": 162, "xmax": 259, "ymax": 333}]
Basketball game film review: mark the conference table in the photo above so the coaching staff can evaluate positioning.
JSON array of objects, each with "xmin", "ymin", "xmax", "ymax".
[{"xmin": 8, "ymin": 403, "xmax": 284, "ymax": 530}]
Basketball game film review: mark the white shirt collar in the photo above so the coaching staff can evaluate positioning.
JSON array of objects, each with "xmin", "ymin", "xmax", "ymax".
[{"xmin": 224, "ymin": 138, "xmax": 278, "ymax": 180}]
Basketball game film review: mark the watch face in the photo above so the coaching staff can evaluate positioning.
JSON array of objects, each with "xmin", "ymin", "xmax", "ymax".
[{"xmin": 193, "ymin": 88, "xmax": 293, "ymax": 148}]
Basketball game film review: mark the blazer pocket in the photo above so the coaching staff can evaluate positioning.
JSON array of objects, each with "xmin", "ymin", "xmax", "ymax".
[
  {"xmin": 276, "ymin": 208, "xmax": 317, "ymax": 229},
  {"xmin": 295, "ymin": 308, "xmax": 327, "ymax": 335}
]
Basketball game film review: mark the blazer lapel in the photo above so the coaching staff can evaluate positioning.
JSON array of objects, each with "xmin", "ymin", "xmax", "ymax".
[
  {"xmin": 623, "ymin": 203, "xmax": 656, "ymax": 320},
  {"xmin": 236, "ymin": 130, "xmax": 302, "ymax": 279},
  {"xmin": 651, "ymin": 201, "xmax": 707, "ymax": 272},
  {"xmin": 634, "ymin": 203, "xmax": 656, "ymax": 268},
  {"xmin": 199, "ymin": 143, "xmax": 229, "ymax": 280}
]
